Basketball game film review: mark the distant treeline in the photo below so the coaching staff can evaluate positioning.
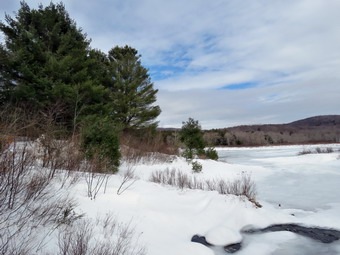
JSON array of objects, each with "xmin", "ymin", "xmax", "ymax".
[
  {"xmin": 160, "ymin": 115, "xmax": 340, "ymax": 147},
  {"xmin": 203, "ymin": 115, "xmax": 340, "ymax": 146}
]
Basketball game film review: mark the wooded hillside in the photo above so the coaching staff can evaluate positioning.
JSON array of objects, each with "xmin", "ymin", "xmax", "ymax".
[{"xmin": 203, "ymin": 115, "xmax": 340, "ymax": 146}]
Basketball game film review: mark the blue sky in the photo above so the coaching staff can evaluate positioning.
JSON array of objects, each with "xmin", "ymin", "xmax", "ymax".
[{"xmin": 1, "ymin": 0, "xmax": 340, "ymax": 128}]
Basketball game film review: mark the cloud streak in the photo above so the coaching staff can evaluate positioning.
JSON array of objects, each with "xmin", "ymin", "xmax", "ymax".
[{"xmin": 1, "ymin": 0, "xmax": 339, "ymax": 128}]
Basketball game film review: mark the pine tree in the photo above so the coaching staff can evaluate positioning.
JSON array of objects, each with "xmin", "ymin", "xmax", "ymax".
[
  {"xmin": 0, "ymin": 2, "xmax": 110, "ymax": 128},
  {"xmin": 107, "ymin": 45, "xmax": 161, "ymax": 130},
  {"xmin": 180, "ymin": 118, "xmax": 206, "ymax": 156}
]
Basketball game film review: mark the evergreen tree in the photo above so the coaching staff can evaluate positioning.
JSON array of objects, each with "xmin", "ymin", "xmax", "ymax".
[
  {"xmin": 0, "ymin": 2, "xmax": 110, "ymax": 128},
  {"xmin": 107, "ymin": 45, "xmax": 161, "ymax": 130},
  {"xmin": 180, "ymin": 118, "xmax": 206, "ymax": 156},
  {"xmin": 81, "ymin": 115, "xmax": 120, "ymax": 172}
]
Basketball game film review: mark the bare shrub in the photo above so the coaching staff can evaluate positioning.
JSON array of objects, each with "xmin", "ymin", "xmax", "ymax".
[
  {"xmin": 120, "ymin": 131, "xmax": 178, "ymax": 165},
  {"xmin": 58, "ymin": 219, "xmax": 93, "ymax": 255},
  {"xmin": 0, "ymin": 141, "xmax": 77, "ymax": 254},
  {"xmin": 117, "ymin": 166, "xmax": 139, "ymax": 195},
  {"xmin": 216, "ymin": 179, "xmax": 228, "ymax": 195},
  {"xmin": 227, "ymin": 172, "xmax": 257, "ymax": 201},
  {"xmin": 315, "ymin": 147, "xmax": 322, "ymax": 153},
  {"xmin": 82, "ymin": 155, "xmax": 111, "ymax": 200},
  {"xmin": 30, "ymin": 135, "xmax": 84, "ymax": 191},
  {"xmin": 325, "ymin": 147, "xmax": 334, "ymax": 153},
  {"xmin": 62, "ymin": 138, "xmax": 84, "ymax": 172},
  {"xmin": 149, "ymin": 169, "xmax": 260, "ymax": 207},
  {"xmin": 298, "ymin": 149, "xmax": 312, "ymax": 155},
  {"xmin": 191, "ymin": 176, "xmax": 205, "ymax": 190},
  {"xmin": 0, "ymin": 103, "xmax": 42, "ymax": 139},
  {"xmin": 176, "ymin": 170, "xmax": 190, "ymax": 189},
  {"xmin": 0, "ymin": 136, "xmax": 14, "ymax": 153},
  {"xmin": 149, "ymin": 169, "xmax": 164, "ymax": 184},
  {"xmin": 298, "ymin": 147, "xmax": 335, "ymax": 156},
  {"xmin": 57, "ymin": 214, "xmax": 146, "ymax": 255},
  {"xmin": 57, "ymin": 168, "xmax": 82, "ymax": 190},
  {"xmin": 205, "ymin": 179, "xmax": 216, "ymax": 191},
  {"xmin": 121, "ymin": 145, "xmax": 176, "ymax": 165},
  {"xmin": 33, "ymin": 135, "xmax": 84, "ymax": 172}
]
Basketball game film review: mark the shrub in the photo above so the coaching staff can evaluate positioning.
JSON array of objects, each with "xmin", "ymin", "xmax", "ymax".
[
  {"xmin": 80, "ymin": 116, "xmax": 120, "ymax": 172},
  {"xmin": 149, "ymin": 169, "xmax": 260, "ymax": 207},
  {"xmin": 57, "ymin": 214, "xmax": 146, "ymax": 255},
  {"xmin": 182, "ymin": 148, "xmax": 194, "ymax": 160},
  {"xmin": 179, "ymin": 118, "xmax": 219, "ymax": 161},
  {"xmin": 149, "ymin": 168, "xmax": 201, "ymax": 190},
  {"xmin": 326, "ymin": 147, "xmax": 334, "ymax": 153},
  {"xmin": 120, "ymin": 129, "xmax": 178, "ymax": 164},
  {"xmin": 82, "ymin": 156, "xmax": 112, "ymax": 200},
  {"xmin": 0, "ymin": 141, "xmax": 77, "ymax": 254},
  {"xmin": 191, "ymin": 161, "xmax": 203, "ymax": 173},
  {"xmin": 298, "ymin": 147, "xmax": 335, "ymax": 156},
  {"xmin": 298, "ymin": 149, "xmax": 312, "ymax": 155},
  {"xmin": 314, "ymin": 147, "xmax": 334, "ymax": 153},
  {"xmin": 204, "ymin": 147, "xmax": 219, "ymax": 160},
  {"xmin": 179, "ymin": 118, "xmax": 205, "ymax": 156},
  {"xmin": 0, "ymin": 136, "xmax": 13, "ymax": 152}
]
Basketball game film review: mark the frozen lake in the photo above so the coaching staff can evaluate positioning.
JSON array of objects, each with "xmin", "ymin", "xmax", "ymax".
[
  {"xmin": 217, "ymin": 144, "xmax": 340, "ymax": 255},
  {"xmin": 218, "ymin": 144, "xmax": 340, "ymax": 210},
  {"xmin": 218, "ymin": 144, "xmax": 340, "ymax": 165}
]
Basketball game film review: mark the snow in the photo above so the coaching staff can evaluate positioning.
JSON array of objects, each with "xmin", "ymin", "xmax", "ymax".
[
  {"xmin": 17, "ymin": 143, "xmax": 340, "ymax": 254},
  {"xmin": 205, "ymin": 226, "xmax": 242, "ymax": 246},
  {"xmin": 73, "ymin": 180, "xmax": 268, "ymax": 255}
]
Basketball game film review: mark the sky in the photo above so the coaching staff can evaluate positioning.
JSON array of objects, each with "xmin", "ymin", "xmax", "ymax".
[{"xmin": 1, "ymin": 0, "xmax": 340, "ymax": 129}]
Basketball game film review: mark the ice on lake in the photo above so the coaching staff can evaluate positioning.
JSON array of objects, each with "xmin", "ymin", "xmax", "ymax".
[
  {"xmin": 217, "ymin": 144, "xmax": 340, "ymax": 210},
  {"xmin": 216, "ymin": 144, "xmax": 340, "ymax": 255}
]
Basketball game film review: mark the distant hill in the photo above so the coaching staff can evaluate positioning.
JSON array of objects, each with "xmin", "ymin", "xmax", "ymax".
[
  {"xmin": 204, "ymin": 115, "xmax": 340, "ymax": 146},
  {"xmin": 289, "ymin": 115, "xmax": 340, "ymax": 127}
]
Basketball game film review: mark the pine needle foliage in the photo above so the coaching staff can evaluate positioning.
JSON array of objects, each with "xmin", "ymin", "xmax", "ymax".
[{"xmin": 108, "ymin": 46, "xmax": 161, "ymax": 130}]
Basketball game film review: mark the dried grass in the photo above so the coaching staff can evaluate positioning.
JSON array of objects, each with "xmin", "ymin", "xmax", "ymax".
[{"xmin": 149, "ymin": 168, "xmax": 261, "ymax": 207}]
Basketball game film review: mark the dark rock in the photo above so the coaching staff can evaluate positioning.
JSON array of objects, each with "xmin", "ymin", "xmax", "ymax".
[
  {"xmin": 191, "ymin": 235, "xmax": 211, "ymax": 246},
  {"xmin": 243, "ymin": 224, "xmax": 340, "ymax": 244},
  {"xmin": 192, "ymin": 224, "xmax": 340, "ymax": 254},
  {"xmin": 224, "ymin": 242, "xmax": 242, "ymax": 253},
  {"xmin": 191, "ymin": 234, "xmax": 242, "ymax": 253}
]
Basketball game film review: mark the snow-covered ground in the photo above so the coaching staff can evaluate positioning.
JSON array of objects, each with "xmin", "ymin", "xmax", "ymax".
[{"xmin": 42, "ymin": 144, "xmax": 340, "ymax": 254}]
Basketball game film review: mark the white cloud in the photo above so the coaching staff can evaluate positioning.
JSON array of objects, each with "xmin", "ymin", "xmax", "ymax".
[
  {"xmin": 1, "ymin": 0, "xmax": 339, "ymax": 128},
  {"xmin": 157, "ymin": 74, "xmax": 340, "ymax": 129}
]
